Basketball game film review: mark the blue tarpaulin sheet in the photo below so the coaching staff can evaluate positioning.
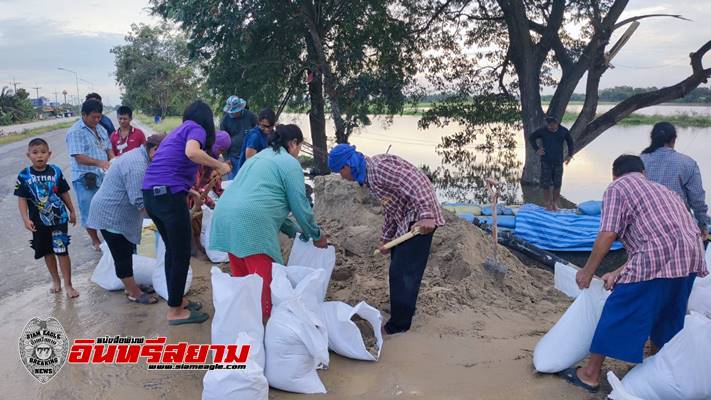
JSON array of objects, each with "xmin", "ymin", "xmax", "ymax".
[{"xmin": 513, "ymin": 204, "xmax": 624, "ymax": 252}]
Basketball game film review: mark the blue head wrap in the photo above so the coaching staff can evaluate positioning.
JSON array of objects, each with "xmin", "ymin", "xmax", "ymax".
[{"xmin": 328, "ymin": 144, "xmax": 367, "ymax": 185}]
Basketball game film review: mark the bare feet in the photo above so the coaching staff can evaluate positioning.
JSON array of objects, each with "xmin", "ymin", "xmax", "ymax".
[
  {"xmin": 65, "ymin": 286, "xmax": 80, "ymax": 298},
  {"xmin": 50, "ymin": 281, "xmax": 62, "ymax": 293},
  {"xmin": 92, "ymin": 241, "xmax": 101, "ymax": 251}
]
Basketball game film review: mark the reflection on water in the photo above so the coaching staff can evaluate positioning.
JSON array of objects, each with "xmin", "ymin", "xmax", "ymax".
[
  {"xmin": 424, "ymin": 124, "xmax": 522, "ymax": 204},
  {"xmin": 281, "ymin": 111, "xmax": 711, "ymax": 206}
]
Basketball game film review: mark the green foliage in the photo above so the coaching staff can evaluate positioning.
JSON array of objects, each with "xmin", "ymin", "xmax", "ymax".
[
  {"xmin": 111, "ymin": 23, "xmax": 200, "ymax": 117},
  {"xmin": 0, "ymin": 87, "xmax": 35, "ymax": 125},
  {"xmin": 150, "ymin": 0, "xmax": 419, "ymax": 139}
]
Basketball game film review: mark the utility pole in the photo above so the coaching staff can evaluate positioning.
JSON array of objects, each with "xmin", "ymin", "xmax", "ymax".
[
  {"xmin": 31, "ymin": 86, "xmax": 42, "ymax": 99},
  {"xmin": 9, "ymin": 77, "xmax": 21, "ymax": 93},
  {"xmin": 52, "ymin": 91, "xmax": 59, "ymax": 104}
]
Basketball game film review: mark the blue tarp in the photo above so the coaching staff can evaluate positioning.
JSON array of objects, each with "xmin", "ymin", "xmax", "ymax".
[
  {"xmin": 481, "ymin": 204, "xmax": 514, "ymax": 216},
  {"xmin": 577, "ymin": 200, "xmax": 602, "ymax": 216},
  {"xmin": 514, "ymin": 204, "xmax": 624, "ymax": 252}
]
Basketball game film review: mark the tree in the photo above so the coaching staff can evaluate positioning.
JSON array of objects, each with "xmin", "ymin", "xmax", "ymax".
[
  {"xmin": 111, "ymin": 23, "xmax": 200, "ymax": 117},
  {"xmin": 0, "ymin": 87, "xmax": 35, "ymax": 126},
  {"xmin": 150, "ymin": 0, "xmax": 420, "ymax": 173},
  {"xmin": 412, "ymin": 0, "xmax": 711, "ymax": 184}
]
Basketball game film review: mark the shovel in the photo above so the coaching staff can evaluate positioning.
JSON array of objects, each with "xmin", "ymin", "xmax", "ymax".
[
  {"xmin": 483, "ymin": 178, "xmax": 508, "ymax": 277},
  {"xmin": 373, "ymin": 227, "xmax": 422, "ymax": 256}
]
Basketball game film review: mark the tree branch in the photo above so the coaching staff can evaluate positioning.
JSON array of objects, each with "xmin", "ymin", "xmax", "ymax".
[
  {"xmin": 614, "ymin": 13, "xmax": 691, "ymax": 30},
  {"xmin": 574, "ymin": 40, "xmax": 711, "ymax": 151},
  {"xmin": 409, "ymin": 0, "xmax": 457, "ymax": 35}
]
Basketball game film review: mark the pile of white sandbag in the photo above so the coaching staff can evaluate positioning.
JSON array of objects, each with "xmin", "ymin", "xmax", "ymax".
[
  {"xmin": 203, "ymin": 234, "xmax": 384, "ymax": 398},
  {"xmin": 538, "ymin": 258, "xmax": 711, "ymax": 400},
  {"xmin": 91, "ymin": 234, "xmax": 193, "ymax": 301},
  {"xmin": 203, "ymin": 268, "xmax": 268, "ymax": 400}
]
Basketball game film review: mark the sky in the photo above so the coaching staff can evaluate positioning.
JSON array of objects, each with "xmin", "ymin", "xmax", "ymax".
[{"xmin": 0, "ymin": 0, "xmax": 709, "ymax": 106}]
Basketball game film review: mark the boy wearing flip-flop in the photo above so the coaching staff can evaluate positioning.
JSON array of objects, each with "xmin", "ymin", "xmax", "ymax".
[
  {"xmin": 566, "ymin": 155, "xmax": 707, "ymax": 393},
  {"xmin": 15, "ymin": 138, "xmax": 79, "ymax": 298}
]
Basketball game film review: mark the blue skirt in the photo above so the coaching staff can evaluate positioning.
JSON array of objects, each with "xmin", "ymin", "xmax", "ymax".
[{"xmin": 590, "ymin": 274, "xmax": 696, "ymax": 363}]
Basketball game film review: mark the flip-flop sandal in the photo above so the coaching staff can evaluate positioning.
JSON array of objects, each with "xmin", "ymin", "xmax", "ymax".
[
  {"xmin": 169, "ymin": 309, "xmax": 210, "ymax": 326},
  {"xmin": 559, "ymin": 367, "xmax": 600, "ymax": 393},
  {"xmin": 124, "ymin": 284, "xmax": 155, "ymax": 296},
  {"xmin": 184, "ymin": 300, "xmax": 202, "ymax": 311},
  {"xmin": 127, "ymin": 292, "xmax": 159, "ymax": 305}
]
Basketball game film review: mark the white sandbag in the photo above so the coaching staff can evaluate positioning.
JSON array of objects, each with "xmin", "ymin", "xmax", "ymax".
[
  {"xmin": 203, "ymin": 268, "xmax": 267, "ymax": 400},
  {"xmin": 91, "ymin": 242, "xmax": 156, "ymax": 290},
  {"xmin": 152, "ymin": 236, "xmax": 192, "ymax": 300},
  {"xmin": 554, "ymin": 262, "xmax": 606, "ymax": 299},
  {"xmin": 202, "ymin": 332, "xmax": 267, "ymax": 400},
  {"xmin": 612, "ymin": 312, "xmax": 711, "ymax": 400},
  {"xmin": 321, "ymin": 301, "xmax": 383, "ymax": 361},
  {"xmin": 607, "ymin": 372, "xmax": 644, "ymax": 400},
  {"xmin": 264, "ymin": 264, "xmax": 329, "ymax": 394},
  {"xmin": 688, "ymin": 274, "xmax": 711, "ymax": 318},
  {"xmin": 272, "ymin": 263, "xmax": 325, "ymax": 315},
  {"xmin": 287, "ymin": 234, "xmax": 336, "ymax": 302},
  {"xmin": 533, "ymin": 285, "xmax": 610, "ymax": 373},
  {"xmin": 200, "ymin": 205, "xmax": 229, "ymax": 263}
]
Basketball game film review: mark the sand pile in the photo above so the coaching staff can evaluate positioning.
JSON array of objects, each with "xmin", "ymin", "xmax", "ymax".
[{"xmin": 293, "ymin": 174, "xmax": 564, "ymax": 316}]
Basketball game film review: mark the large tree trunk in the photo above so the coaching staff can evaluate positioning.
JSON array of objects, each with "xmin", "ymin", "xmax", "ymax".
[{"xmin": 307, "ymin": 67, "xmax": 329, "ymax": 174}]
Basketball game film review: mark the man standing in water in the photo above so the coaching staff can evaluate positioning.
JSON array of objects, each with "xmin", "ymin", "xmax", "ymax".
[{"xmin": 530, "ymin": 116, "xmax": 574, "ymax": 211}]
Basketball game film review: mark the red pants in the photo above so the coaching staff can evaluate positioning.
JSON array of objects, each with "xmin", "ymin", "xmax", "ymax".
[{"xmin": 228, "ymin": 253, "xmax": 274, "ymax": 321}]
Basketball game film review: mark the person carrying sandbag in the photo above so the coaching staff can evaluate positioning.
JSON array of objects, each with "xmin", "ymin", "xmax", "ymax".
[
  {"xmin": 562, "ymin": 154, "xmax": 708, "ymax": 394},
  {"xmin": 328, "ymin": 144, "xmax": 445, "ymax": 335},
  {"xmin": 210, "ymin": 124, "xmax": 328, "ymax": 322}
]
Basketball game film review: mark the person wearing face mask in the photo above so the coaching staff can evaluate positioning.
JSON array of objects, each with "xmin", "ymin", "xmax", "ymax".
[{"xmin": 209, "ymin": 124, "xmax": 328, "ymax": 322}]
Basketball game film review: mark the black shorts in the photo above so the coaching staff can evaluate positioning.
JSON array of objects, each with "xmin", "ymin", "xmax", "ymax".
[
  {"xmin": 31, "ymin": 223, "xmax": 70, "ymax": 259},
  {"xmin": 540, "ymin": 162, "xmax": 563, "ymax": 188}
]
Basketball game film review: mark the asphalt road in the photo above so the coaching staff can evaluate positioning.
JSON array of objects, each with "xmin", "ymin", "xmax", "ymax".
[
  {"xmin": 0, "ymin": 117, "xmax": 78, "ymax": 135},
  {"xmin": 0, "ymin": 120, "xmax": 115, "ymax": 299}
]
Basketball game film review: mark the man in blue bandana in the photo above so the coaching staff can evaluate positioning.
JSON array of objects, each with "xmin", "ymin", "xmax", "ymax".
[{"xmin": 328, "ymin": 144, "xmax": 446, "ymax": 334}]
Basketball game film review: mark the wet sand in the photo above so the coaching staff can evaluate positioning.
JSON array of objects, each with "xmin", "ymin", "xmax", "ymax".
[{"xmin": 0, "ymin": 255, "xmax": 624, "ymax": 400}]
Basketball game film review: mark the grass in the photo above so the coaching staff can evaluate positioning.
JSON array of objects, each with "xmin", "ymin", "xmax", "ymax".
[
  {"xmin": 135, "ymin": 114, "xmax": 183, "ymax": 134},
  {"xmin": 0, "ymin": 120, "xmax": 77, "ymax": 145}
]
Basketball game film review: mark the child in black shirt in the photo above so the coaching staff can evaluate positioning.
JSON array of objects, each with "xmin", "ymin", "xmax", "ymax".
[{"xmin": 14, "ymin": 138, "xmax": 79, "ymax": 298}]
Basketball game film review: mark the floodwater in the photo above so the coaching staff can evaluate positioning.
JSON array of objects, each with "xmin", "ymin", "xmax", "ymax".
[{"xmin": 281, "ymin": 105, "xmax": 711, "ymax": 205}]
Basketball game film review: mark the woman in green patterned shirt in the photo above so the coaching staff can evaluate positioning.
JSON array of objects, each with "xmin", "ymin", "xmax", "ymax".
[{"xmin": 209, "ymin": 124, "xmax": 327, "ymax": 321}]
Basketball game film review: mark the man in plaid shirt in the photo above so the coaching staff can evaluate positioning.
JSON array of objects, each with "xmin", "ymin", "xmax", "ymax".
[
  {"xmin": 328, "ymin": 144, "xmax": 445, "ymax": 334},
  {"xmin": 560, "ymin": 155, "xmax": 707, "ymax": 393}
]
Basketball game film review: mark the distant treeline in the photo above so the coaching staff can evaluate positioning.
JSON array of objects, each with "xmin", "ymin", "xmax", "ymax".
[
  {"xmin": 542, "ymin": 86, "xmax": 711, "ymax": 104},
  {"xmin": 416, "ymin": 86, "xmax": 711, "ymax": 104}
]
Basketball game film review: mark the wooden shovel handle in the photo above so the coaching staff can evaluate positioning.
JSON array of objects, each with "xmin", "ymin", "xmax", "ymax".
[{"xmin": 373, "ymin": 227, "xmax": 422, "ymax": 256}]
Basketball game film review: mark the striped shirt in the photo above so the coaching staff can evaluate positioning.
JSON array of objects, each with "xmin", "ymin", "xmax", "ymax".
[
  {"xmin": 65, "ymin": 118, "xmax": 110, "ymax": 181},
  {"xmin": 87, "ymin": 147, "xmax": 150, "ymax": 244},
  {"xmin": 640, "ymin": 147, "xmax": 709, "ymax": 230},
  {"xmin": 600, "ymin": 173, "xmax": 707, "ymax": 284},
  {"xmin": 365, "ymin": 154, "xmax": 445, "ymax": 242}
]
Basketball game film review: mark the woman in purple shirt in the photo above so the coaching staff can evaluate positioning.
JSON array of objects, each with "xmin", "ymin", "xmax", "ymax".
[{"xmin": 142, "ymin": 100, "xmax": 231, "ymax": 325}]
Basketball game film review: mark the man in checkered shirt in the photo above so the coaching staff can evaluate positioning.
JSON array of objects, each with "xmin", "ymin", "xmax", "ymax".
[
  {"xmin": 559, "ymin": 155, "xmax": 708, "ymax": 394},
  {"xmin": 328, "ymin": 144, "xmax": 445, "ymax": 334}
]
